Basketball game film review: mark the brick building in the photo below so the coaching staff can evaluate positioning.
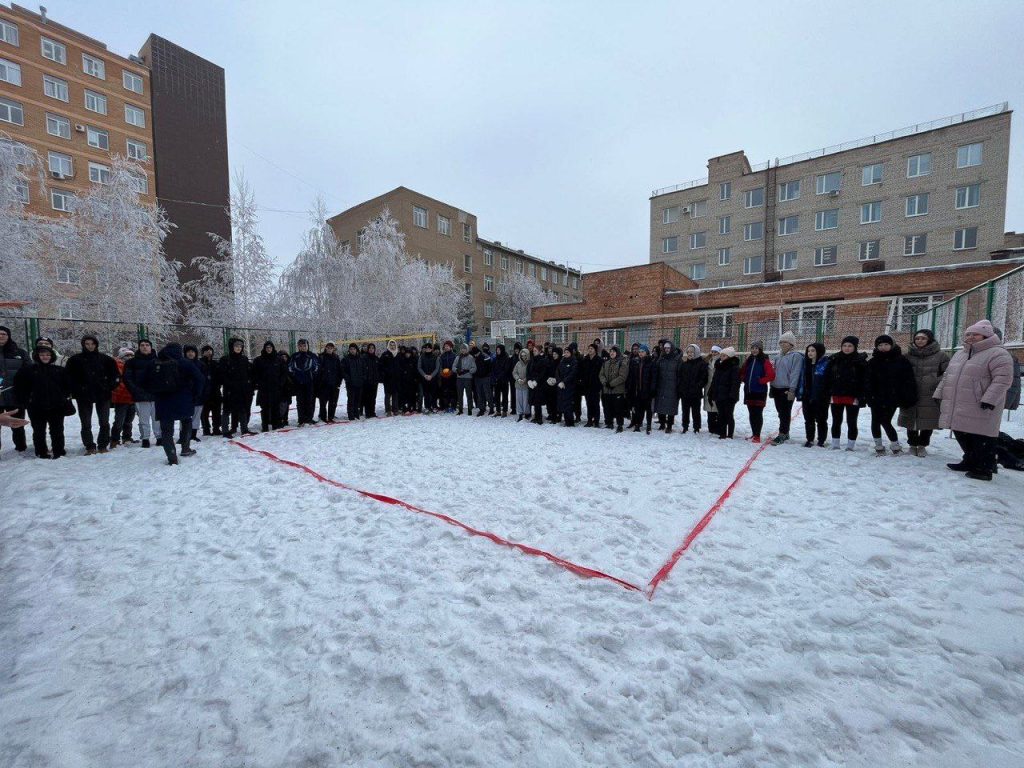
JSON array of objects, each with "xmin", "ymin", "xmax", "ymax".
[
  {"xmin": 0, "ymin": 4, "xmax": 229, "ymax": 311},
  {"xmin": 328, "ymin": 186, "xmax": 583, "ymax": 333},
  {"xmin": 649, "ymin": 104, "xmax": 1011, "ymax": 287}
]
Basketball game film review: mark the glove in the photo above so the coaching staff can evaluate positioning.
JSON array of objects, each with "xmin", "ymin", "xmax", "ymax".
[
  {"xmin": 787, "ymin": 390, "xmax": 796, "ymax": 401},
  {"xmin": 980, "ymin": 402, "xmax": 995, "ymax": 411},
  {"xmin": 528, "ymin": 380, "xmax": 537, "ymax": 389},
  {"xmin": 558, "ymin": 382, "xmax": 565, "ymax": 389},
  {"xmin": 546, "ymin": 377, "xmax": 556, "ymax": 386}
]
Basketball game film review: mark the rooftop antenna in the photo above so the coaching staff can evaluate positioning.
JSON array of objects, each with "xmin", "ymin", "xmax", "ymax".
[{"xmin": 39, "ymin": 5, "xmax": 47, "ymax": 23}]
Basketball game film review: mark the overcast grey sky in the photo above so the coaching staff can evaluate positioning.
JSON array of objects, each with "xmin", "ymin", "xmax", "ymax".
[{"xmin": 42, "ymin": 0, "xmax": 1024, "ymax": 274}]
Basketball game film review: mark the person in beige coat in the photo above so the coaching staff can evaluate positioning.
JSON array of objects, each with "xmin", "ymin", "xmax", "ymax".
[{"xmin": 933, "ymin": 319, "xmax": 1014, "ymax": 480}]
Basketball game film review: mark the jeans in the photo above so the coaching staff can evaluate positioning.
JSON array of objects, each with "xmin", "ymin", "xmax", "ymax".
[
  {"xmin": 515, "ymin": 388, "xmax": 529, "ymax": 416},
  {"xmin": 601, "ymin": 393, "xmax": 625, "ymax": 427},
  {"xmin": 509, "ymin": 381, "xmax": 518, "ymax": 415},
  {"xmin": 802, "ymin": 400, "xmax": 829, "ymax": 445},
  {"xmin": 160, "ymin": 417, "xmax": 191, "ymax": 462},
  {"xmin": 830, "ymin": 404, "xmax": 860, "ymax": 440},
  {"xmin": 362, "ymin": 383, "xmax": 378, "ymax": 417},
  {"xmin": 384, "ymin": 385, "xmax": 399, "ymax": 414},
  {"xmin": 440, "ymin": 379, "xmax": 456, "ymax": 411},
  {"xmin": 473, "ymin": 378, "xmax": 493, "ymax": 413},
  {"xmin": 715, "ymin": 399, "xmax": 736, "ymax": 438},
  {"xmin": 747, "ymin": 404, "xmax": 764, "ymax": 438},
  {"xmin": 346, "ymin": 384, "xmax": 362, "ymax": 420},
  {"xmin": 191, "ymin": 404, "xmax": 203, "ymax": 432},
  {"xmin": 632, "ymin": 401, "xmax": 652, "ymax": 429},
  {"xmin": 112, "ymin": 403, "xmax": 136, "ymax": 443},
  {"xmin": 202, "ymin": 391, "xmax": 222, "ymax": 434},
  {"xmin": 584, "ymin": 391, "xmax": 600, "ymax": 425},
  {"xmin": 771, "ymin": 388, "xmax": 795, "ymax": 435},
  {"xmin": 456, "ymin": 379, "xmax": 473, "ymax": 412},
  {"xmin": 906, "ymin": 429, "xmax": 933, "ymax": 447},
  {"xmin": 953, "ymin": 431, "xmax": 997, "ymax": 472},
  {"xmin": 28, "ymin": 407, "xmax": 64, "ymax": 457},
  {"xmin": 76, "ymin": 398, "xmax": 111, "ymax": 450},
  {"xmin": 493, "ymin": 381, "xmax": 508, "ymax": 413},
  {"xmin": 135, "ymin": 400, "xmax": 160, "ymax": 440},
  {"xmin": 681, "ymin": 396, "xmax": 702, "ymax": 431},
  {"xmin": 421, "ymin": 378, "xmax": 439, "ymax": 411},
  {"xmin": 295, "ymin": 382, "xmax": 316, "ymax": 424},
  {"xmin": 870, "ymin": 405, "xmax": 899, "ymax": 442},
  {"xmin": 318, "ymin": 389, "xmax": 339, "ymax": 421}
]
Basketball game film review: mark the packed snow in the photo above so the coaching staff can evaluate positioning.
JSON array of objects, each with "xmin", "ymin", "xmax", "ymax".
[{"xmin": 2, "ymin": 396, "xmax": 1023, "ymax": 767}]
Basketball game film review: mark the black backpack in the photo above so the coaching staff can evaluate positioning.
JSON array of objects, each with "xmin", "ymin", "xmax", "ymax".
[{"xmin": 150, "ymin": 359, "xmax": 181, "ymax": 394}]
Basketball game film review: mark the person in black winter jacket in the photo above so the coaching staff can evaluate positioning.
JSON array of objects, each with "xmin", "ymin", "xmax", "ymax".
[
  {"xmin": 288, "ymin": 338, "xmax": 320, "ymax": 426},
  {"xmin": 65, "ymin": 335, "xmax": 120, "ymax": 454},
  {"xmin": 709, "ymin": 347, "xmax": 741, "ymax": 439},
  {"xmin": 490, "ymin": 344, "xmax": 513, "ymax": 417},
  {"xmin": 361, "ymin": 344, "xmax": 380, "ymax": 418},
  {"xmin": 218, "ymin": 338, "xmax": 253, "ymax": 437},
  {"xmin": 797, "ymin": 343, "xmax": 830, "ymax": 447},
  {"xmin": 148, "ymin": 343, "xmax": 205, "ymax": 465},
  {"xmin": 183, "ymin": 345, "xmax": 209, "ymax": 443},
  {"xmin": 418, "ymin": 342, "xmax": 442, "ymax": 413},
  {"xmin": 865, "ymin": 334, "xmax": 917, "ymax": 456},
  {"xmin": 0, "ymin": 325, "xmax": 30, "ymax": 454},
  {"xmin": 626, "ymin": 344, "xmax": 655, "ymax": 433},
  {"xmin": 472, "ymin": 345, "xmax": 494, "ymax": 416},
  {"xmin": 555, "ymin": 347, "xmax": 579, "ymax": 426},
  {"xmin": 316, "ymin": 343, "xmax": 343, "ymax": 422},
  {"xmin": 199, "ymin": 345, "xmax": 222, "ymax": 435},
  {"xmin": 825, "ymin": 335, "xmax": 869, "ymax": 450},
  {"xmin": 251, "ymin": 341, "xmax": 289, "ymax": 432},
  {"xmin": 13, "ymin": 345, "xmax": 71, "ymax": 458},
  {"xmin": 565, "ymin": 342, "xmax": 584, "ymax": 423},
  {"xmin": 378, "ymin": 340, "xmax": 401, "ymax": 415},
  {"xmin": 276, "ymin": 351, "xmax": 294, "ymax": 428},
  {"xmin": 392, "ymin": 346, "xmax": 416, "ymax": 414},
  {"xmin": 578, "ymin": 344, "xmax": 603, "ymax": 427},
  {"xmin": 544, "ymin": 346, "xmax": 561, "ymax": 422},
  {"xmin": 438, "ymin": 341, "xmax": 457, "ymax": 413},
  {"xmin": 526, "ymin": 346, "xmax": 551, "ymax": 424},
  {"xmin": 340, "ymin": 343, "xmax": 365, "ymax": 420},
  {"xmin": 678, "ymin": 344, "xmax": 709, "ymax": 433},
  {"xmin": 125, "ymin": 338, "xmax": 160, "ymax": 446}
]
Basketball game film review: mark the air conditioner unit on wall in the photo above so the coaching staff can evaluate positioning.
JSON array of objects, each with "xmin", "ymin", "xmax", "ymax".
[
  {"xmin": 50, "ymin": 171, "xmax": 66, "ymax": 179},
  {"xmin": 74, "ymin": 124, "xmax": 85, "ymax": 132},
  {"xmin": 828, "ymin": 190, "xmax": 840, "ymax": 198},
  {"xmin": 682, "ymin": 206, "xmax": 691, "ymax": 214}
]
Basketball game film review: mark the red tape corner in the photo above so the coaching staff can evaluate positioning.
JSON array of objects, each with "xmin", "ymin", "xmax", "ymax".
[{"xmin": 230, "ymin": 440, "xmax": 643, "ymax": 594}]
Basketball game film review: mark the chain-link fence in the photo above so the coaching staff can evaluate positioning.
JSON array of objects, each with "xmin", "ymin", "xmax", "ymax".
[{"xmin": 915, "ymin": 264, "xmax": 1024, "ymax": 350}]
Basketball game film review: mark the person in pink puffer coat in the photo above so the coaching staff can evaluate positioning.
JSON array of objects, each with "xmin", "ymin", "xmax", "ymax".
[{"xmin": 933, "ymin": 319, "xmax": 1014, "ymax": 480}]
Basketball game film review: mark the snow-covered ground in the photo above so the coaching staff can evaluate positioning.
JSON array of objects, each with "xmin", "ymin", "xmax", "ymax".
[{"xmin": 2, "ymin": 396, "xmax": 1023, "ymax": 767}]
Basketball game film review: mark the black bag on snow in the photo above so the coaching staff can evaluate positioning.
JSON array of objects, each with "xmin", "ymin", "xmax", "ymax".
[
  {"xmin": 149, "ymin": 359, "xmax": 181, "ymax": 394},
  {"xmin": 996, "ymin": 432, "xmax": 1024, "ymax": 471}
]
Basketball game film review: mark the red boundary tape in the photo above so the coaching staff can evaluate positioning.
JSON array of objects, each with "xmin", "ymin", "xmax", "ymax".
[{"xmin": 230, "ymin": 439, "xmax": 643, "ymax": 594}]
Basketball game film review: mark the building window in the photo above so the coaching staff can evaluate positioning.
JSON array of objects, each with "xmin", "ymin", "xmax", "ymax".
[
  {"xmin": 57, "ymin": 262, "xmax": 80, "ymax": 285},
  {"xmin": 0, "ymin": 97, "xmax": 23, "ymax": 125},
  {"xmin": 484, "ymin": 275, "xmax": 494, "ymax": 292},
  {"xmin": 861, "ymin": 163, "xmax": 883, "ymax": 186},
  {"xmin": 955, "ymin": 184, "xmax": 980, "ymax": 209},
  {"xmin": 691, "ymin": 200, "xmax": 708, "ymax": 218},
  {"xmin": 954, "ymin": 226, "xmax": 978, "ymax": 251},
  {"xmin": 719, "ymin": 182, "xmax": 731, "ymax": 201},
  {"xmin": 126, "ymin": 139, "xmax": 148, "ymax": 161},
  {"xmin": 45, "ymin": 113, "xmax": 70, "ymax": 139},
  {"xmin": 436, "ymin": 214, "xmax": 451, "ymax": 236},
  {"xmin": 500, "ymin": 254, "xmax": 509, "ymax": 271},
  {"xmin": 48, "ymin": 151, "xmax": 72, "ymax": 178},
  {"xmin": 548, "ymin": 323, "xmax": 567, "ymax": 345},
  {"xmin": 744, "ymin": 187, "xmax": 764, "ymax": 208},
  {"xmin": 0, "ymin": 57, "xmax": 21, "ymax": 86},
  {"xmin": 561, "ymin": 271, "xmax": 569, "ymax": 286},
  {"xmin": 462, "ymin": 222, "xmax": 471, "ymax": 243},
  {"xmin": 413, "ymin": 205, "xmax": 427, "ymax": 228},
  {"xmin": 85, "ymin": 90, "xmax": 107, "ymax": 115},
  {"xmin": 41, "ymin": 37, "xmax": 66, "ymax": 64},
  {"xmin": 858, "ymin": 240, "xmax": 880, "ymax": 261},
  {"xmin": 907, "ymin": 153, "xmax": 932, "ymax": 178},
  {"xmin": 717, "ymin": 280, "xmax": 732, "ymax": 288},
  {"xmin": 59, "ymin": 302, "xmax": 79, "ymax": 321},
  {"xmin": 530, "ymin": 263, "xmax": 537, "ymax": 278},
  {"xmin": 516, "ymin": 259, "xmax": 524, "ymax": 275},
  {"xmin": 814, "ymin": 246, "xmax": 838, "ymax": 266},
  {"xmin": 814, "ymin": 209, "xmax": 839, "ymax": 231},
  {"xmin": 43, "ymin": 75, "xmax": 69, "ymax": 102},
  {"xmin": 690, "ymin": 231, "xmax": 707, "ymax": 249},
  {"xmin": 815, "ymin": 172, "xmax": 841, "ymax": 195},
  {"xmin": 15, "ymin": 178, "xmax": 28, "ymax": 204},
  {"xmin": 0, "ymin": 19, "xmax": 18, "ymax": 46},
  {"xmin": 699, "ymin": 311, "xmax": 734, "ymax": 339},
  {"xmin": 572, "ymin": 276, "xmax": 579, "ymax": 290},
  {"xmin": 663, "ymin": 206, "xmax": 679, "ymax": 224},
  {"xmin": 597, "ymin": 328, "xmax": 624, "ymax": 348},
  {"xmin": 123, "ymin": 70, "xmax": 144, "ymax": 94},
  {"xmin": 662, "ymin": 236, "xmax": 678, "ymax": 254},
  {"xmin": 956, "ymin": 142, "xmax": 983, "ymax": 168},
  {"xmin": 129, "ymin": 172, "xmax": 148, "ymax": 194},
  {"xmin": 483, "ymin": 248, "xmax": 493, "ymax": 267},
  {"xmin": 890, "ymin": 294, "xmax": 945, "ymax": 331},
  {"xmin": 905, "ymin": 193, "xmax": 929, "ymax": 217},
  {"xmin": 904, "ymin": 234, "xmax": 927, "ymax": 256},
  {"xmin": 50, "ymin": 188, "xmax": 73, "ymax": 212},
  {"xmin": 718, "ymin": 215, "xmax": 731, "ymax": 235},
  {"xmin": 464, "ymin": 283, "xmax": 472, "ymax": 298},
  {"xmin": 463, "ymin": 254, "xmax": 472, "ymax": 272},
  {"xmin": 484, "ymin": 302, "xmax": 494, "ymax": 319},
  {"xmin": 82, "ymin": 54, "xmax": 105, "ymax": 79},
  {"xmin": 88, "ymin": 162, "xmax": 111, "ymax": 185},
  {"xmin": 550, "ymin": 270, "xmax": 558, "ymax": 283},
  {"xmin": 790, "ymin": 303, "xmax": 837, "ymax": 335},
  {"xmin": 860, "ymin": 201, "xmax": 882, "ymax": 224},
  {"xmin": 743, "ymin": 255, "xmax": 763, "ymax": 275},
  {"xmin": 777, "ymin": 251, "xmax": 797, "ymax": 271},
  {"xmin": 540, "ymin": 266, "xmax": 547, "ymax": 280},
  {"xmin": 778, "ymin": 215, "xmax": 799, "ymax": 236},
  {"xmin": 778, "ymin": 180, "xmax": 801, "ymax": 202},
  {"xmin": 86, "ymin": 126, "xmax": 109, "ymax": 150},
  {"xmin": 124, "ymin": 104, "xmax": 145, "ymax": 127},
  {"xmin": 717, "ymin": 247, "xmax": 731, "ymax": 266},
  {"xmin": 743, "ymin": 222, "xmax": 763, "ymax": 241},
  {"xmin": 689, "ymin": 263, "xmax": 706, "ymax": 280}
]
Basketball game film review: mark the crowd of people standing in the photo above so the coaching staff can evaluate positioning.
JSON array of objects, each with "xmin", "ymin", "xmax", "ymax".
[{"xmin": 0, "ymin": 321, "xmax": 1019, "ymax": 479}]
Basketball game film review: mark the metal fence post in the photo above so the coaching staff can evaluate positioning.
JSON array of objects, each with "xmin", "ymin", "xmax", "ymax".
[
  {"xmin": 289, "ymin": 330, "xmax": 297, "ymax": 355},
  {"xmin": 26, "ymin": 317, "xmax": 39, "ymax": 348},
  {"xmin": 815, "ymin": 318, "xmax": 824, "ymax": 345},
  {"xmin": 137, "ymin": 323, "xmax": 147, "ymax": 342},
  {"xmin": 673, "ymin": 327, "xmax": 681, "ymax": 348},
  {"xmin": 986, "ymin": 281, "xmax": 996, "ymax": 319},
  {"xmin": 738, "ymin": 322, "xmax": 747, "ymax": 352},
  {"xmin": 952, "ymin": 296, "xmax": 962, "ymax": 346},
  {"xmin": 222, "ymin": 327, "xmax": 231, "ymax": 354}
]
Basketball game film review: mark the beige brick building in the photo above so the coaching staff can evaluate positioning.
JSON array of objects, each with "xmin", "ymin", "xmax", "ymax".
[
  {"xmin": 328, "ymin": 186, "xmax": 583, "ymax": 334},
  {"xmin": 649, "ymin": 104, "xmax": 1011, "ymax": 287}
]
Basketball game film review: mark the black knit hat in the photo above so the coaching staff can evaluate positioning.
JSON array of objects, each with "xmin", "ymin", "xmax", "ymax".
[
  {"xmin": 841, "ymin": 335, "xmax": 859, "ymax": 348},
  {"xmin": 913, "ymin": 328, "xmax": 935, "ymax": 343},
  {"xmin": 874, "ymin": 334, "xmax": 895, "ymax": 347}
]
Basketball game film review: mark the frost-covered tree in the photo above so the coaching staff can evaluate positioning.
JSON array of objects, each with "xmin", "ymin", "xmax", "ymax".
[
  {"xmin": 494, "ymin": 271, "xmax": 559, "ymax": 323},
  {"xmin": 186, "ymin": 172, "xmax": 276, "ymax": 331},
  {"xmin": 0, "ymin": 136, "xmax": 59, "ymax": 308},
  {"xmin": 68, "ymin": 156, "xmax": 180, "ymax": 324}
]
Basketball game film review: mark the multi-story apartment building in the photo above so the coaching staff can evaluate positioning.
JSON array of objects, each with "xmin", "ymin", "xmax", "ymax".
[
  {"xmin": 0, "ymin": 4, "xmax": 229, "ymax": 312},
  {"xmin": 328, "ymin": 186, "xmax": 582, "ymax": 333},
  {"xmin": 649, "ymin": 104, "xmax": 1011, "ymax": 287}
]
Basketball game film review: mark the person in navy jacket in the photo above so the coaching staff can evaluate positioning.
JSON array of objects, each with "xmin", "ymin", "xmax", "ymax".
[{"xmin": 739, "ymin": 341, "xmax": 775, "ymax": 442}]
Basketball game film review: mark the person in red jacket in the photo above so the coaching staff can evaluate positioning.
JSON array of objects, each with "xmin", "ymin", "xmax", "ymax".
[
  {"xmin": 110, "ymin": 347, "xmax": 137, "ymax": 448},
  {"xmin": 739, "ymin": 341, "xmax": 775, "ymax": 442}
]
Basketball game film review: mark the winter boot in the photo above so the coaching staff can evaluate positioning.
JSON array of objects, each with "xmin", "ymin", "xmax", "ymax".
[
  {"xmin": 890, "ymin": 442, "xmax": 903, "ymax": 455},
  {"xmin": 633, "ymin": 424, "xmax": 641, "ymax": 432},
  {"xmin": 646, "ymin": 425, "xmax": 652, "ymax": 435},
  {"xmin": 803, "ymin": 440, "xmax": 814, "ymax": 447},
  {"xmin": 917, "ymin": 446, "xmax": 928, "ymax": 458},
  {"xmin": 615, "ymin": 425, "xmax": 624, "ymax": 433},
  {"xmin": 771, "ymin": 433, "xmax": 789, "ymax": 446},
  {"xmin": 845, "ymin": 440, "xmax": 857, "ymax": 452},
  {"xmin": 874, "ymin": 439, "xmax": 887, "ymax": 456},
  {"xmin": 946, "ymin": 461, "xmax": 970, "ymax": 472},
  {"xmin": 831, "ymin": 437, "xmax": 841, "ymax": 450},
  {"xmin": 965, "ymin": 469, "xmax": 992, "ymax": 481}
]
